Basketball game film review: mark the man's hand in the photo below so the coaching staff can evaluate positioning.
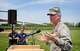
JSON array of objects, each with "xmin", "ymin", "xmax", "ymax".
[
  {"xmin": 46, "ymin": 32, "xmax": 59, "ymax": 41},
  {"xmin": 15, "ymin": 37, "xmax": 19, "ymax": 39},
  {"xmin": 9, "ymin": 37, "xmax": 12, "ymax": 39},
  {"xmin": 15, "ymin": 37, "xmax": 19, "ymax": 43},
  {"xmin": 37, "ymin": 32, "xmax": 59, "ymax": 42},
  {"xmin": 37, "ymin": 32, "xmax": 47, "ymax": 42}
]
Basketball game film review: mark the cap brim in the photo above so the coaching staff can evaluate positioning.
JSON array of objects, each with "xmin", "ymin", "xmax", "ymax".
[{"xmin": 47, "ymin": 12, "xmax": 57, "ymax": 15}]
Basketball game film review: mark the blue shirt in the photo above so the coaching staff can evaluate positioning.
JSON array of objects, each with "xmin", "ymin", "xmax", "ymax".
[
  {"xmin": 18, "ymin": 33, "xmax": 28, "ymax": 42},
  {"xmin": 8, "ymin": 32, "xmax": 18, "ymax": 43}
]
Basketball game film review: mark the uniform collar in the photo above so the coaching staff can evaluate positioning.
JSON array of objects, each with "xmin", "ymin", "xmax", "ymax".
[{"xmin": 54, "ymin": 22, "xmax": 61, "ymax": 31}]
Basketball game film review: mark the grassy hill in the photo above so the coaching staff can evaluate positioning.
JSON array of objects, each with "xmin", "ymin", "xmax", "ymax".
[{"xmin": 0, "ymin": 30, "xmax": 80, "ymax": 51}]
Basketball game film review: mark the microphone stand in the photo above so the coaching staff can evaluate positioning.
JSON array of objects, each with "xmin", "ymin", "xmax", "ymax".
[
  {"xmin": 30, "ymin": 30, "xmax": 36, "ymax": 45},
  {"xmin": 31, "ymin": 35, "xmax": 35, "ymax": 45},
  {"xmin": 12, "ymin": 24, "xmax": 14, "ymax": 34},
  {"xmin": 30, "ymin": 30, "xmax": 41, "ymax": 45}
]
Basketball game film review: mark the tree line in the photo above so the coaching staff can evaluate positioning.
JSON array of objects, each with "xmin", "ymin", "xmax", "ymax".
[{"xmin": 1, "ymin": 22, "xmax": 80, "ymax": 27}]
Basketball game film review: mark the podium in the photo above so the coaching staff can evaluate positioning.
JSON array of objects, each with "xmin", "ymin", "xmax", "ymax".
[{"xmin": 7, "ymin": 45, "xmax": 44, "ymax": 51}]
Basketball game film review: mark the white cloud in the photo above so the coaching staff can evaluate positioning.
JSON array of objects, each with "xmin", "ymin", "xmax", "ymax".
[
  {"xmin": 12, "ymin": 0, "xmax": 65, "ymax": 9},
  {"xmin": 33, "ymin": 0, "xmax": 65, "ymax": 3},
  {"xmin": 13, "ymin": 0, "xmax": 80, "ymax": 9},
  {"xmin": 0, "ymin": 0, "xmax": 80, "ymax": 23},
  {"xmin": 0, "ymin": 0, "xmax": 64, "ymax": 9},
  {"xmin": 17, "ymin": 10, "xmax": 49, "ymax": 23},
  {"xmin": 0, "ymin": 0, "xmax": 14, "ymax": 10},
  {"xmin": 0, "ymin": 0, "xmax": 79, "ymax": 9}
]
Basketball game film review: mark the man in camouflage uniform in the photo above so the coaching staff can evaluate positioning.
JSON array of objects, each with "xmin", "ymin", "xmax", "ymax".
[{"xmin": 38, "ymin": 7, "xmax": 72, "ymax": 51}]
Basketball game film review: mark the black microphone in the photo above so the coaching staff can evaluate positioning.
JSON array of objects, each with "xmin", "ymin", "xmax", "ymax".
[{"xmin": 30, "ymin": 29, "xmax": 41, "ymax": 35}]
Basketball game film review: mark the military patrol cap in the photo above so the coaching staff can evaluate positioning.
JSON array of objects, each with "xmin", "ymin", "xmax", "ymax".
[{"xmin": 47, "ymin": 7, "xmax": 61, "ymax": 15}]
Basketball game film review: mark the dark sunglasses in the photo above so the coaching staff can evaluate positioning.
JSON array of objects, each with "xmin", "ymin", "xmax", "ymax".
[{"xmin": 49, "ymin": 14, "xmax": 56, "ymax": 16}]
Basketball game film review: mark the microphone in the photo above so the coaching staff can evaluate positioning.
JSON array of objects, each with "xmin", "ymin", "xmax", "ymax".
[
  {"xmin": 29, "ymin": 29, "xmax": 41, "ymax": 45},
  {"xmin": 30, "ymin": 29, "xmax": 41, "ymax": 35}
]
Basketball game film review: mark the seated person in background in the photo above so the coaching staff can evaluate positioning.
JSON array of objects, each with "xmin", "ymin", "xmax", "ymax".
[
  {"xmin": 18, "ymin": 28, "xmax": 28, "ymax": 45},
  {"xmin": 8, "ymin": 29, "xmax": 19, "ymax": 47}
]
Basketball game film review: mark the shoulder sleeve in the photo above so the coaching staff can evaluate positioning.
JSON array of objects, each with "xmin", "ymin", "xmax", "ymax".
[
  {"xmin": 25, "ymin": 33, "xmax": 27, "ymax": 36},
  {"xmin": 55, "ymin": 27, "xmax": 73, "ymax": 51}
]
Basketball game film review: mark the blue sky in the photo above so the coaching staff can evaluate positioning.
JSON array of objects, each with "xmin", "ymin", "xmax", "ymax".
[{"xmin": 0, "ymin": 0, "xmax": 80, "ymax": 24}]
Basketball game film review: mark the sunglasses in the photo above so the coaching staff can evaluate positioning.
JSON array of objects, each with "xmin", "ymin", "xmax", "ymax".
[{"xmin": 48, "ymin": 14, "xmax": 57, "ymax": 16}]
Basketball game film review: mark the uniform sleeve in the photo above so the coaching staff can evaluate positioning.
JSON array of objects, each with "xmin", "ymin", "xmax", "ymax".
[{"xmin": 55, "ymin": 27, "xmax": 73, "ymax": 51}]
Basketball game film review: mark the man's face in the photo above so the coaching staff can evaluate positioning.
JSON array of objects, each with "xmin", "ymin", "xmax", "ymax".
[
  {"xmin": 21, "ymin": 29, "xmax": 24, "ymax": 33},
  {"xmin": 49, "ymin": 14, "xmax": 60, "ymax": 24},
  {"xmin": 12, "ymin": 29, "xmax": 15, "ymax": 33}
]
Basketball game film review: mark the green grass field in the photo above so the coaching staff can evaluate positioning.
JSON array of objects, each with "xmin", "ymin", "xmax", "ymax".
[{"xmin": 0, "ymin": 30, "xmax": 80, "ymax": 51}]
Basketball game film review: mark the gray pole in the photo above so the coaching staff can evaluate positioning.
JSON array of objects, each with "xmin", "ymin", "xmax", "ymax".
[{"xmin": 0, "ymin": 10, "xmax": 8, "ymax": 12}]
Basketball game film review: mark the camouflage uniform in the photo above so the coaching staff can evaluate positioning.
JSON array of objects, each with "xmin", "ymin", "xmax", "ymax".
[
  {"xmin": 48, "ymin": 22, "xmax": 72, "ymax": 51},
  {"xmin": 47, "ymin": 7, "xmax": 73, "ymax": 51}
]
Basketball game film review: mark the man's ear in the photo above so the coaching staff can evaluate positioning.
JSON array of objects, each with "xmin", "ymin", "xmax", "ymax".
[
  {"xmin": 59, "ymin": 16, "xmax": 61, "ymax": 19},
  {"xmin": 56, "ymin": 14, "xmax": 61, "ymax": 21},
  {"xmin": 58, "ymin": 14, "xmax": 61, "ymax": 19}
]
